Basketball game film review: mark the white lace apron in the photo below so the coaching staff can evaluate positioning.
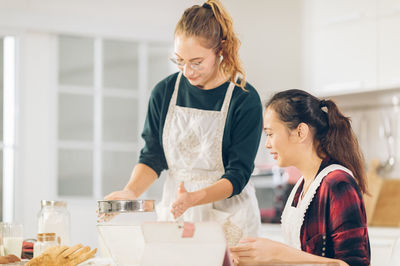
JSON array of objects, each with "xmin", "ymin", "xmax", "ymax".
[
  {"xmin": 281, "ymin": 164, "xmax": 354, "ymax": 250},
  {"xmin": 156, "ymin": 72, "xmax": 261, "ymax": 246}
]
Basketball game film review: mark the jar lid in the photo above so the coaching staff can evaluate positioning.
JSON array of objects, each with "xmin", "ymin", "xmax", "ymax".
[
  {"xmin": 97, "ymin": 200, "xmax": 155, "ymax": 214},
  {"xmin": 37, "ymin": 232, "xmax": 56, "ymax": 241},
  {"xmin": 41, "ymin": 200, "xmax": 67, "ymax": 207}
]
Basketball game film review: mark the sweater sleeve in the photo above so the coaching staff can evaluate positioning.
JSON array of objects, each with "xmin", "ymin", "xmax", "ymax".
[
  {"xmin": 327, "ymin": 173, "xmax": 370, "ymax": 266},
  {"xmin": 138, "ymin": 81, "xmax": 169, "ymax": 176},
  {"xmin": 221, "ymin": 88, "xmax": 263, "ymax": 196}
]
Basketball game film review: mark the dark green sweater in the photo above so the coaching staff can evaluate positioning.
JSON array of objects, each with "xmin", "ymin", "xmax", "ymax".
[{"xmin": 139, "ymin": 72, "xmax": 263, "ymax": 197}]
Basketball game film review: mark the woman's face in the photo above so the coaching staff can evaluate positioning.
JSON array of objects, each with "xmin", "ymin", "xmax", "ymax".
[
  {"xmin": 263, "ymin": 107, "xmax": 298, "ymax": 167},
  {"xmin": 173, "ymin": 34, "xmax": 220, "ymax": 88}
]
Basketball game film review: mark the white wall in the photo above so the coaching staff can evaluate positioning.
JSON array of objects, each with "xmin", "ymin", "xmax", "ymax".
[
  {"xmin": 0, "ymin": 0, "xmax": 196, "ymax": 41},
  {"xmin": 15, "ymin": 31, "xmax": 57, "ymax": 241},
  {"xmin": 0, "ymin": 0, "xmax": 303, "ymax": 248},
  {"xmin": 225, "ymin": 0, "xmax": 303, "ymax": 167},
  {"xmin": 227, "ymin": 0, "xmax": 303, "ymax": 101}
]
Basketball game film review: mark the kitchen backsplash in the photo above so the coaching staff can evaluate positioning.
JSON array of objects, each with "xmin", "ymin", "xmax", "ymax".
[{"xmin": 332, "ymin": 88, "xmax": 400, "ymax": 179}]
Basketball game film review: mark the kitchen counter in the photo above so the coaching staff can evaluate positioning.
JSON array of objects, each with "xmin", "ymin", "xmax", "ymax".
[{"xmin": 261, "ymin": 223, "xmax": 400, "ymax": 265}]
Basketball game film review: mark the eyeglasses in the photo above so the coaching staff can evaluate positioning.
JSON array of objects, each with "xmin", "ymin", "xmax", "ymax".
[{"xmin": 169, "ymin": 56, "xmax": 204, "ymax": 71}]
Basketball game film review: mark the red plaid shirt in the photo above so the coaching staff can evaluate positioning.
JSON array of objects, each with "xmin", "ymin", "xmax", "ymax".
[{"xmin": 291, "ymin": 161, "xmax": 371, "ymax": 266}]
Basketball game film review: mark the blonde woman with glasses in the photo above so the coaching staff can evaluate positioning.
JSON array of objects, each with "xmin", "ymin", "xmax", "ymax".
[{"xmin": 106, "ymin": 0, "xmax": 263, "ymax": 246}]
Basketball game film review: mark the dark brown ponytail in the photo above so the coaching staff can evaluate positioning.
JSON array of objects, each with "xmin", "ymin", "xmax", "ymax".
[
  {"xmin": 175, "ymin": 0, "xmax": 246, "ymax": 90},
  {"xmin": 266, "ymin": 89, "xmax": 368, "ymax": 194}
]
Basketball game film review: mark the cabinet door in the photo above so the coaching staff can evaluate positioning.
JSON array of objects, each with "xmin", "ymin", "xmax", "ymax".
[
  {"xmin": 103, "ymin": 40, "xmax": 139, "ymax": 90},
  {"xmin": 58, "ymin": 36, "xmax": 95, "ymax": 197},
  {"xmin": 148, "ymin": 43, "xmax": 174, "ymax": 91},
  {"xmin": 369, "ymin": 227, "xmax": 400, "ymax": 265},
  {"xmin": 59, "ymin": 35, "xmax": 94, "ymax": 87},
  {"xmin": 57, "ymin": 94, "xmax": 94, "ymax": 196},
  {"xmin": 58, "ymin": 149, "xmax": 93, "ymax": 196},
  {"xmin": 312, "ymin": 0, "xmax": 376, "ymax": 27},
  {"xmin": 58, "ymin": 94, "xmax": 94, "ymax": 141},
  {"xmin": 308, "ymin": 0, "xmax": 378, "ymax": 95},
  {"xmin": 312, "ymin": 21, "xmax": 377, "ymax": 95},
  {"xmin": 102, "ymin": 151, "xmax": 137, "ymax": 196},
  {"xmin": 378, "ymin": 0, "xmax": 400, "ymax": 16},
  {"xmin": 378, "ymin": 2, "xmax": 400, "ymax": 89},
  {"xmin": 102, "ymin": 97, "xmax": 138, "ymax": 142}
]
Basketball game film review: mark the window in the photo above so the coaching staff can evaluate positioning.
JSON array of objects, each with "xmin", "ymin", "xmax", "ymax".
[
  {"xmin": 1, "ymin": 36, "xmax": 17, "ymax": 221},
  {"xmin": 0, "ymin": 37, "xmax": 3, "ymax": 220},
  {"xmin": 57, "ymin": 35, "xmax": 173, "ymax": 198}
]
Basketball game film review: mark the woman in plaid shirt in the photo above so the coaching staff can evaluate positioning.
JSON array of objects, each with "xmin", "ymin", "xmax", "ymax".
[{"xmin": 231, "ymin": 89, "xmax": 370, "ymax": 266}]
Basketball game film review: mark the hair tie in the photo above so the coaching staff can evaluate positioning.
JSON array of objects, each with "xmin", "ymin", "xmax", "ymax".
[
  {"xmin": 202, "ymin": 3, "xmax": 212, "ymax": 9},
  {"xmin": 319, "ymin": 99, "xmax": 327, "ymax": 108}
]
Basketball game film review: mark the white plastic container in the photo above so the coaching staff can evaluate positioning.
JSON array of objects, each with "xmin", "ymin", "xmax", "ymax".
[
  {"xmin": 96, "ymin": 200, "xmax": 157, "ymax": 266},
  {"xmin": 38, "ymin": 200, "xmax": 70, "ymax": 245}
]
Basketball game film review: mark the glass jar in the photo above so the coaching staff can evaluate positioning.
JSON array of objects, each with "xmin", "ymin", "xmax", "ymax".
[
  {"xmin": 0, "ymin": 222, "xmax": 4, "ymax": 256},
  {"xmin": 37, "ymin": 200, "xmax": 70, "ymax": 245},
  {"xmin": 33, "ymin": 233, "xmax": 57, "ymax": 258},
  {"xmin": 2, "ymin": 223, "xmax": 23, "ymax": 258}
]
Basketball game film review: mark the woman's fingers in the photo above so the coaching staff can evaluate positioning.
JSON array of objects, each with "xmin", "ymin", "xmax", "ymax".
[
  {"xmin": 104, "ymin": 190, "xmax": 136, "ymax": 200},
  {"xmin": 171, "ymin": 208, "xmax": 181, "ymax": 218},
  {"xmin": 236, "ymin": 257, "xmax": 255, "ymax": 265},
  {"xmin": 97, "ymin": 212, "xmax": 118, "ymax": 223},
  {"xmin": 230, "ymin": 244, "xmax": 252, "ymax": 252},
  {"xmin": 171, "ymin": 202, "xmax": 185, "ymax": 218},
  {"xmin": 170, "ymin": 208, "xmax": 177, "ymax": 218},
  {"xmin": 239, "ymin": 237, "xmax": 256, "ymax": 243},
  {"xmin": 231, "ymin": 250, "xmax": 253, "ymax": 258},
  {"xmin": 178, "ymin": 182, "xmax": 187, "ymax": 194}
]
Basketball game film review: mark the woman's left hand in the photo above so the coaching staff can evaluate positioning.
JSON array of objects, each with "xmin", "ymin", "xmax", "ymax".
[
  {"xmin": 229, "ymin": 237, "xmax": 281, "ymax": 265},
  {"xmin": 171, "ymin": 182, "xmax": 195, "ymax": 219}
]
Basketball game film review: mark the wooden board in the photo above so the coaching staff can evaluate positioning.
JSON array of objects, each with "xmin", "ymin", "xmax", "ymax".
[
  {"xmin": 370, "ymin": 179, "xmax": 400, "ymax": 227},
  {"xmin": 365, "ymin": 160, "xmax": 400, "ymax": 227},
  {"xmin": 364, "ymin": 160, "xmax": 383, "ymax": 223}
]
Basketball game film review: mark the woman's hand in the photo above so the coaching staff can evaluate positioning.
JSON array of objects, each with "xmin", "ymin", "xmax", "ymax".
[
  {"xmin": 230, "ymin": 238, "xmax": 346, "ymax": 266},
  {"xmin": 171, "ymin": 182, "xmax": 199, "ymax": 219},
  {"xmin": 97, "ymin": 189, "xmax": 138, "ymax": 222},
  {"xmin": 229, "ymin": 237, "xmax": 280, "ymax": 265},
  {"xmin": 105, "ymin": 189, "xmax": 137, "ymax": 200}
]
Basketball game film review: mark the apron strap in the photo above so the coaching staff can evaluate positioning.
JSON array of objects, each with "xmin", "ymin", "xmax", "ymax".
[
  {"xmin": 218, "ymin": 75, "xmax": 238, "ymax": 125},
  {"xmin": 168, "ymin": 71, "xmax": 237, "ymax": 117},
  {"xmin": 169, "ymin": 72, "xmax": 183, "ymax": 107}
]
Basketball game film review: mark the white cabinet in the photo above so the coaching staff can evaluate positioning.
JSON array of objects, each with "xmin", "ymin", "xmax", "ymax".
[
  {"xmin": 261, "ymin": 223, "xmax": 400, "ymax": 265},
  {"xmin": 378, "ymin": 0, "xmax": 400, "ymax": 89},
  {"xmin": 312, "ymin": 20, "xmax": 377, "ymax": 95},
  {"xmin": 304, "ymin": 0, "xmax": 400, "ymax": 96},
  {"xmin": 312, "ymin": 0, "xmax": 376, "ymax": 27},
  {"xmin": 369, "ymin": 227, "xmax": 400, "ymax": 265}
]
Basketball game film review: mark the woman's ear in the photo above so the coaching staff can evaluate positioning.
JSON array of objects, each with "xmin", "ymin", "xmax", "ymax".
[{"xmin": 296, "ymin": 122, "xmax": 310, "ymax": 142}]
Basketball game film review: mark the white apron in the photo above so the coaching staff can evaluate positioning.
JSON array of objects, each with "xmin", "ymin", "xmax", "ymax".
[
  {"xmin": 156, "ymin": 72, "xmax": 261, "ymax": 246},
  {"xmin": 281, "ymin": 164, "xmax": 354, "ymax": 250}
]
